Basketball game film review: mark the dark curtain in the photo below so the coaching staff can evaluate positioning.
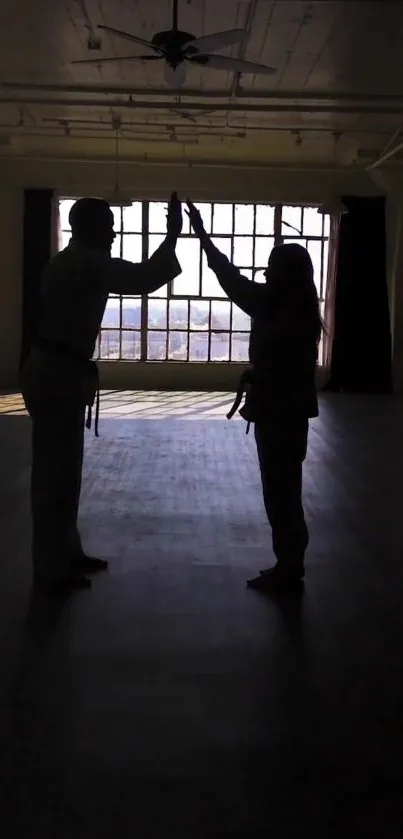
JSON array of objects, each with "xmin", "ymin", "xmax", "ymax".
[
  {"xmin": 324, "ymin": 195, "xmax": 393, "ymax": 393},
  {"xmin": 19, "ymin": 189, "xmax": 54, "ymax": 371}
]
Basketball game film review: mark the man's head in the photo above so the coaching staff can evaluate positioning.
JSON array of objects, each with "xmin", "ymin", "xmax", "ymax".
[{"xmin": 68, "ymin": 198, "xmax": 115, "ymax": 252}]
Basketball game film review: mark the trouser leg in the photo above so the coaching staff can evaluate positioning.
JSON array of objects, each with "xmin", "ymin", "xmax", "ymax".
[
  {"xmin": 30, "ymin": 407, "xmax": 86, "ymax": 577},
  {"xmin": 254, "ymin": 420, "xmax": 309, "ymax": 568}
]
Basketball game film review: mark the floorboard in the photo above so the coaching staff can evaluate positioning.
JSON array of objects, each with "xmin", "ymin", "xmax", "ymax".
[{"xmin": 0, "ymin": 391, "xmax": 403, "ymax": 837}]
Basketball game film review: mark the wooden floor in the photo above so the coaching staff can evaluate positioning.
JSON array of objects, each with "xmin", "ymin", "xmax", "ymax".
[{"xmin": 1, "ymin": 391, "xmax": 403, "ymax": 837}]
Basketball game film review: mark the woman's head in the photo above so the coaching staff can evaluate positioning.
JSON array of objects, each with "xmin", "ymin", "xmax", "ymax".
[
  {"xmin": 264, "ymin": 243, "xmax": 322, "ymax": 342},
  {"xmin": 265, "ymin": 242, "xmax": 313, "ymax": 286}
]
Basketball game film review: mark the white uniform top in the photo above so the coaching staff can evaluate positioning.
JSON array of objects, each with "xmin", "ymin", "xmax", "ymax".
[{"xmin": 38, "ymin": 238, "xmax": 181, "ymax": 359}]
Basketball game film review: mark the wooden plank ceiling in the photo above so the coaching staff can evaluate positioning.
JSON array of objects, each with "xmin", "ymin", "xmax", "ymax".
[{"xmin": 0, "ymin": 0, "xmax": 402, "ymax": 167}]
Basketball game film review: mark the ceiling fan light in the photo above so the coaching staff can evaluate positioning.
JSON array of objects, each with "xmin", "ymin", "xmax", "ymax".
[
  {"xmin": 105, "ymin": 186, "xmax": 132, "ymax": 208},
  {"xmin": 164, "ymin": 61, "xmax": 186, "ymax": 87}
]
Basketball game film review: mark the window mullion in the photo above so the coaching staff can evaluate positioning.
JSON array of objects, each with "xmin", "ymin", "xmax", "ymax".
[
  {"xmin": 274, "ymin": 204, "xmax": 282, "ymax": 245},
  {"xmin": 140, "ymin": 202, "xmax": 149, "ymax": 362}
]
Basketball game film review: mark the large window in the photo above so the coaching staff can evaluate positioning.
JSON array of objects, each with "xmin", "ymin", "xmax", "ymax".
[{"xmin": 59, "ymin": 199, "xmax": 330, "ymax": 364}]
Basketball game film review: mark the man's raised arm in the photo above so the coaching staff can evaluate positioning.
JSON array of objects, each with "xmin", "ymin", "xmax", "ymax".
[{"xmin": 104, "ymin": 193, "xmax": 183, "ymax": 295}]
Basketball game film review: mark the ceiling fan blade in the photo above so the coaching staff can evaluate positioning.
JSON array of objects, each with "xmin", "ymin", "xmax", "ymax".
[
  {"xmin": 169, "ymin": 109, "xmax": 197, "ymax": 123},
  {"xmin": 184, "ymin": 29, "xmax": 248, "ymax": 54},
  {"xmin": 122, "ymin": 133, "xmax": 198, "ymax": 144},
  {"xmin": 168, "ymin": 108, "xmax": 219, "ymax": 122},
  {"xmin": 72, "ymin": 55, "xmax": 162, "ymax": 65},
  {"xmin": 189, "ymin": 54, "xmax": 277, "ymax": 75},
  {"xmin": 98, "ymin": 25, "xmax": 165, "ymax": 54}
]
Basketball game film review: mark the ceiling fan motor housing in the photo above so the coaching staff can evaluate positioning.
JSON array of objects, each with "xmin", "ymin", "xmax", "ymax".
[{"xmin": 151, "ymin": 29, "xmax": 197, "ymax": 66}]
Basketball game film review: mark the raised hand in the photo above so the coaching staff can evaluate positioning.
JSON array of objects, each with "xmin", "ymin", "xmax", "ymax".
[
  {"xmin": 166, "ymin": 191, "xmax": 183, "ymax": 239},
  {"xmin": 186, "ymin": 200, "xmax": 206, "ymax": 238}
]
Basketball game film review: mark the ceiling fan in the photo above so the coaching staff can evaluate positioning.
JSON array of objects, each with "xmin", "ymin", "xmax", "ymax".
[{"xmin": 72, "ymin": 0, "xmax": 277, "ymax": 87}]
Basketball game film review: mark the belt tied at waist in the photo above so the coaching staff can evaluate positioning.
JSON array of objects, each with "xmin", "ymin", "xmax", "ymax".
[
  {"xmin": 35, "ymin": 338, "xmax": 100, "ymax": 437},
  {"xmin": 227, "ymin": 369, "xmax": 254, "ymax": 434}
]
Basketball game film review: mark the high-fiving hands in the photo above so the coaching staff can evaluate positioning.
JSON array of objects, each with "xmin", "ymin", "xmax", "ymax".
[
  {"xmin": 166, "ymin": 191, "xmax": 183, "ymax": 240},
  {"xmin": 185, "ymin": 200, "xmax": 206, "ymax": 238},
  {"xmin": 166, "ymin": 194, "xmax": 208, "ymax": 244}
]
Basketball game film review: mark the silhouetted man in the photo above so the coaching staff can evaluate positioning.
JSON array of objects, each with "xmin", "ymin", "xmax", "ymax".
[{"xmin": 21, "ymin": 193, "xmax": 183, "ymax": 591}]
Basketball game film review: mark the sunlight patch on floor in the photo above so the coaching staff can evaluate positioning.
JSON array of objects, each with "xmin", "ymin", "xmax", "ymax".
[{"xmin": 0, "ymin": 391, "xmax": 240, "ymax": 420}]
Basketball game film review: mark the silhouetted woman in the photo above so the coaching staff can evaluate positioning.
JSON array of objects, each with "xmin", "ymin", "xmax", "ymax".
[{"xmin": 187, "ymin": 201, "xmax": 321, "ymax": 593}]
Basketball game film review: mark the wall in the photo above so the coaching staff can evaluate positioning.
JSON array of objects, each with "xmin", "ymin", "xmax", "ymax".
[
  {"xmin": 0, "ymin": 156, "xmax": 390, "ymax": 391},
  {"xmin": 0, "ymin": 185, "xmax": 23, "ymax": 388},
  {"xmin": 371, "ymin": 169, "xmax": 403, "ymax": 392}
]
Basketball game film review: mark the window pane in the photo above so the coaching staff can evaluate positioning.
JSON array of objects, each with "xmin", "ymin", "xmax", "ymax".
[
  {"xmin": 254, "ymin": 269, "xmax": 266, "ymax": 284},
  {"xmin": 148, "ymin": 299, "xmax": 167, "ymax": 329},
  {"xmin": 110, "ymin": 206, "xmax": 123, "ymax": 232},
  {"xmin": 189, "ymin": 332, "xmax": 208, "ymax": 361},
  {"xmin": 102, "ymin": 298, "xmax": 120, "ymax": 328},
  {"xmin": 202, "ymin": 237, "xmax": 232, "ymax": 295},
  {"xmin": 92, "ymin": 336, "xmax": 100, "ymax": 360},
  {"xmin": 202, "ymin": 255, "xmax": 227, "ymax": 298},
  {"xmin": 231, "ymin": 333, "xmax": 249, "ymax": 362},
  {"xmin": 172, "ymin": 238, "xmax": 200, "ymax": 296},
  {"xmin": 211, "ymin": 300, "xmax": 230, "ymax": 330},
  {"xmin": 149, "ymin": 234, "xmax": 166, "ymax": 255},
  {"xmin": 148, "ymin": 235, "xmax": 167, "ymax": 296},
  {"xmin": 254, "ymin": 236, "xmax": 274, "ymax": 267},
  {"xmin": 234, "ymin": 204, "xmax": 254, "ymax": 234},
  {"xmin": 168, "ymin": 331, "xmax": 188, "ymax": 360},
  {"xmin": 306, "ymin": 240, "xmax": 323, "ymax": 294},
  {"xmin": 233, "ymin": 236, "xmax": 253, "ymax": 267},
  {"xmin": 149, "ymin": 202, "xmax": 167, "ymax": 233},
  {"xmin": 242, "ymin": 269, "xmax": 253, "ymax": 282},
  {"xmin": 255, "ymin": 205, "xmax": 275, "ymax": 235},
  {"xmin": 283, "ymin": 237, "xmax": 305, "ymax": 248},
  {"xmin": 190, "ymin": 300, "xmax": 209, "ymax": 329},
  {"xmin": 281, "ymin": 205, "xmax": 302, "ymax": 235},
  {"xmin": 212, "ymin": 203, "xmax": 233, "ymax": 234},
  {"xmin": 148, "ymin": 330, "xmax": 167, "ymax": 360},
  {"xmin": 122, "ymin": 234, "xmax": 142, "ymax": 262},
  {"xmin": 211, "ymin": 332, "xmax": 230, "ymax": 361},
  {"xmin": 194, "ymin": 202, "xmax": 212, "ymax": 234},
  {"xmin": 61, "ymin": 230, "xmax": 71, "ymax": 249},
  {"xmin": 212, "ymin": 237, "xmax": 232, "ymax": 258},
  {"xmin": 100, "ymin": 329, "xmax": 120, "ymax": 359},
  {"xmin": 303, "ymin": 206, "xmax": 323, "ymax": 236},
  {"xmin": 122, "ymin": 202, "xmax": 142, "ymax": 231},
  {"xmin": 150, "ymin": 285, "xmax": 167, "ymax": 298},
  {"xmin": 111, "ymin": 236, "xmax": 121, "ymax": 258},
  {"xmin": 232, "ymin": 304, "xmax": 251, "ymax": 331},
  {"xmin": 122, "ymin": 297, "xmax": 142, "ymax": 328},
  {"xmin": 121, "ymin": 330, "xmax": 141, "ymax": 360},
  {"xmin": 323, "ymin": 214, "xmax": 330, "ymax": 237},
  {"xmin": 169, "ymin": 299, "xmax": 188, "ymax": 329},
  {"xmin": 59, "ymin": 199, "xmax": 75, "ymax": 230}
]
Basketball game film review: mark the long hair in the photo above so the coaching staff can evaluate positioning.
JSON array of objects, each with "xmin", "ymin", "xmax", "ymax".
[{"xmin": 266, "ymin": 243, "xmax": 323, "ymax": 345}]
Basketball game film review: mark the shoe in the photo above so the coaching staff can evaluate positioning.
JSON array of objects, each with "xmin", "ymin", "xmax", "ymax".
[
  {"xmin": 34, "ymin": 571, "xmax": 92, "ymax": 593},
  {"xmin": 259, "ymin": 563, "xmax": 305, "ymax": 579},
  {"xmin": 247, "ymin": 564, "xmax": 304, "ymax": 593},
  {"xmin": 71, "ymin": 556, "xmax": 109, "ymax": 574}
]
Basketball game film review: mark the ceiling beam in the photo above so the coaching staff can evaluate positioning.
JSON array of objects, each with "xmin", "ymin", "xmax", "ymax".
[{"xmin": 3, "ymin": 98, "xmax": 403, "ymax": 115}]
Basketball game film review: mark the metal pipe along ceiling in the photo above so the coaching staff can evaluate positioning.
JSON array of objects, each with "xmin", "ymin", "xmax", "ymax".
[
  {"xmin": 2, "ymin": 98, "xmax": 403, "ymax": 115},
  {"xmin": 3, "ymin": 83, "xmax": 403, "ymax": 103}
]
